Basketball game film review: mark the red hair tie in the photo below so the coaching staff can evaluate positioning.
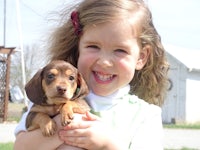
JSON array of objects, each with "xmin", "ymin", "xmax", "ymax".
[{"xmin": 71, "ymin": 11, "xmax": 82, "ymax": 36}]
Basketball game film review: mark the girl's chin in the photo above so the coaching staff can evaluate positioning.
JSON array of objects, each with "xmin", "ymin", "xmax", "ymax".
[
  {"xmin": 91, "ymin": 88, "xmax": 116, "ymax": 96},
  {"xmin": 89, "ymin": 74, "xmax": 118, "ymax": 96}
]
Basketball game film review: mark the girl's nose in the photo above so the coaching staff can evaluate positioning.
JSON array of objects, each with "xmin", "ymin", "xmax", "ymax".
[{"xmin": 96, "ymin": 53, "xmax": 113, "ymax": 68}]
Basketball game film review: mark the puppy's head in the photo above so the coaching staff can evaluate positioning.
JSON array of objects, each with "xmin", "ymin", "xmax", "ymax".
[{"xmin": 25, "ymin": 60, "xmax": 89, "ymax": 105}]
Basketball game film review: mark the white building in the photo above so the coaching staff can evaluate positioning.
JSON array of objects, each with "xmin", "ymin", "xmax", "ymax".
[{"xmin": 162, "ymin": 45, "xmax": 200, "ymax": 123}]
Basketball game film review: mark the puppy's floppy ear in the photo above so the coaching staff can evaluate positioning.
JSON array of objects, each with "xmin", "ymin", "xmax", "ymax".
[
  {"xmin": 72, "ymin": 72, "xmax": 89, "ymax": 100},
  {"xmin": 25, "ymin": 69, "xmax": 46, "ymax": 105}
]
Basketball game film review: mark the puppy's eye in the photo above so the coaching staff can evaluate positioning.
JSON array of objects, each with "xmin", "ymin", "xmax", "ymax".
[
  {"xmin": 47, "ymin": 73, "xmax": 55, "ymax": 79},
  {"xmin": 69, "ymin": 76, "xmax": 75, "ymax": 81}
]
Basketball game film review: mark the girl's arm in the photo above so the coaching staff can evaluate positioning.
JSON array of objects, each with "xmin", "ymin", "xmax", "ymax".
[
  {"xmin": 14, "ymin": 129, "xmax": 63, "ymax": 150},
  {"xmin": 14, "ymin": 114, "xmax": 64, "ymax": 150}
]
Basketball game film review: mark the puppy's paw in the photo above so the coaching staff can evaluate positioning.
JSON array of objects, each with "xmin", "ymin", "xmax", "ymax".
[
  {"xmin": 41, "ymin": 120, "xmax": 57, "ymax": 136},
  {"xmin": 61, "ymin": 112, "xmax": 74, "ymax": 126}
]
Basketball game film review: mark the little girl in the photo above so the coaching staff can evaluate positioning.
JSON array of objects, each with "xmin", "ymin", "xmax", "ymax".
[{"xmin": 14, "ymin": 0, "xmax": 169, "ymax": 149}]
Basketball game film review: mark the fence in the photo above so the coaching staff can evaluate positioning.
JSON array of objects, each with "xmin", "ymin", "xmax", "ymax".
[{"xmin": 0, "ymin": 46, "xmax": 15, "ymax": 122}]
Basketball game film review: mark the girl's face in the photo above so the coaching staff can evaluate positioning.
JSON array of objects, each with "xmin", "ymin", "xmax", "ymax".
[{"xmin": 78, "ymin": 20, "xmax": 148, "ymax": 96}]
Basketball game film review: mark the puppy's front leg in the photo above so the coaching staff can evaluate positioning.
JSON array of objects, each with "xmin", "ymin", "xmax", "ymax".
[
  {"xmin": 60, "ymin": 101, "xmax": 75, "ymax": 126},
  {"xmin": 27, "ymin": 112, "xmax": 57, "ymax": 136},
  {"xmin": 61, "ymin": 100, "xmax": 89, "ymax": 126}
]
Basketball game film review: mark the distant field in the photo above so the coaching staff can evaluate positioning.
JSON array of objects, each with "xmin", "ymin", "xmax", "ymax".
[{"xmin": 5, "ymin": 102, "xmax": 26, "ymax": 122}]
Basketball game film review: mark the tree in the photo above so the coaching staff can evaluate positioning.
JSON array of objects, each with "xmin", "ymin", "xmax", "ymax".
[{"xmin": 10, "ymin": 44, "xmax": 47, "ymax": 92}]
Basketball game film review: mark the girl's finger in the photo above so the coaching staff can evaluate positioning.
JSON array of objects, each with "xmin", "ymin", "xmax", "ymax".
[
  {"xmin": 83, "ymin": 111, "xmax": 100, "ymax": 121},
  {"xmin": 59, "ymin": 132, "xmax": 88, "ymax": 148},
  {"xmin": 59, "ymin": 127, "xmax": 87, "ymax": 137},
  {"xmin": 62, "ymin": 121, "xmax": 90, "ymax": 130},
  {"xmin": 63, "ymin": 112, "xmax": 100, "ymax": 130}
]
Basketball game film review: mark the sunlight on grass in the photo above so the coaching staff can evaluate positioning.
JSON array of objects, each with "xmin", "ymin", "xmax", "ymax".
[
  {"xmin": 163, "ymin": 123, "xmax": 200, "ymax": 129},
  {"xmin": 0, "ymin": 142, "xmax": 14, "ymax": 150},
  {"xmin": 165, "ymin": 148, "xmax": 197, "ymax": 150}
]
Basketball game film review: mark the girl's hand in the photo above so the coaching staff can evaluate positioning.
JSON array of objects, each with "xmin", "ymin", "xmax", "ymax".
[{"xmin": 58, "ymin": 112, "xmax": 121, "ymax": 150}]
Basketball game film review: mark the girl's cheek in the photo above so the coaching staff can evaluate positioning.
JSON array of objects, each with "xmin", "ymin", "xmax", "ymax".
[
  {"xmin": 77, "ymin": 57, "xmax": 87, "ymax": 72},
  {"xmin": 78, "ymin": 53, "xmax": 96, "ymax": 69}
]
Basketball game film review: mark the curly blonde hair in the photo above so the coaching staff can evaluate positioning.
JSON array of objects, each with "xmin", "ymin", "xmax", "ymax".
[{"xmin": 47, "ymin": 0, "xmax": 169, "ymax": 106}]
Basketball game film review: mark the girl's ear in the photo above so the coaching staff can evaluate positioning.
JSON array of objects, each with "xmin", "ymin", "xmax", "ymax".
[{"xmin": 136, "ymin": 45, "xmax": 150, "ymax": 70}]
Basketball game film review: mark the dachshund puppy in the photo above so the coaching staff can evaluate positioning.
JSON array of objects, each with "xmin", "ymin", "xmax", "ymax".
[{"xmin": 25, "ymin": 60, "xmax": 90, "ymax": 136}]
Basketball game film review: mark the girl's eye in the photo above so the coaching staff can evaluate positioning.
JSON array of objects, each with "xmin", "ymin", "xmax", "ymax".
[
  {"xmin": 115, "ymin": 49, "xmax": 128, "ymax": 54},
  {"xmin": 87, "ymin": 45, "xmax": 99, "ymax": 49}
]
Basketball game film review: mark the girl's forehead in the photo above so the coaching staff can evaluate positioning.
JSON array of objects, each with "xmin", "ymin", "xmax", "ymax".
[
  {"xmin": 80, "ymin": 20, "xmax": 138, "ymax": 48},
  {"xmin": 83, "ymin": 19, "xmax": 138, "ymax": 37},
  {"xmin": 81, "ymin": 4, "xmax": 143, "ymax": 36}
]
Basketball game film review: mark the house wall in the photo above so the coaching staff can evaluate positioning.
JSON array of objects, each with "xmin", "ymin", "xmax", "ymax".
[
  {"xmin": 163, "ymin": 53, "xmax": 200, "ymax": 123},
  {"xmin": 176, "ymin": 64, "xmax": 187, "ymax": 123},
  {"xmin": 162, "ymin": 53, "xmax": 187, "ymax": 123},
  {"xmin": 162, "ymin": 66, "xmax": 178, "ymax": 123},
  {"xmin": 185, "ymin": 71, "xmax": 200, "ymax": 123},
  {"xmin": 163, "ymin": 49, "xmax": 200, "ymax": 123}
]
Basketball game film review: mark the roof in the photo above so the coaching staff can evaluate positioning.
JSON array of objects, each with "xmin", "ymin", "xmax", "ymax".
[
  {"xmin": 164, "ymin": 44, "xmax": 200, "ymax": 70},
  {"xmin": 0, "ymin": 46, "xmax": 16, "ymax": 55}
]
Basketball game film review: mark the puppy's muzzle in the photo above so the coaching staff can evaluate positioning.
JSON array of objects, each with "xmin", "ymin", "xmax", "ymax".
[{"xmin": 57, "ymin": 86, "xmax": 67, "ymax": 95}]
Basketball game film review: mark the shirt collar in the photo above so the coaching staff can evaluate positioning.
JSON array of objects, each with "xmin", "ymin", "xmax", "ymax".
[{"xmin": 86, "ymin": 85, "xmax": 130, "ymax": 111}]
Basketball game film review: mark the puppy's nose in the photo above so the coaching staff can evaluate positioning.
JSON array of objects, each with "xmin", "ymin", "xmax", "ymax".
[{"xmin": 57, "ymin": 86, "xmax": 67, "ymax": 95}]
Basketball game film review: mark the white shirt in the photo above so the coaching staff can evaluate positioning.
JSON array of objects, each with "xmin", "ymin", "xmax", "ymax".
[{"xmin": 15, "ymin": 85, "xmax": 163, "ymax": 150}]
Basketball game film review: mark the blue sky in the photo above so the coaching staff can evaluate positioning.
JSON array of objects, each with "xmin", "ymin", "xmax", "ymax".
[{"xmin": 0, "ymin": 0, "xmax": 200, "ymax": 50}]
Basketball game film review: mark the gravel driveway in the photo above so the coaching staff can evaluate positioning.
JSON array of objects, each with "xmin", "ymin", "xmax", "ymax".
[
  {"xmin": 164, "ymin": 128, "xmax": 200, "ymax": 149},
  {"xmin": 0, "ymin": 123, "xmax": 17, "ymax": 143},
  {"xmin": 1, "ymin": 123, "xmax": 200, "ymax": 149}
]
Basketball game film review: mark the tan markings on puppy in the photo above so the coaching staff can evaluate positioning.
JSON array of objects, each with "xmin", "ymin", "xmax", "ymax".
[
  {"xmin": 66, "ymin": 69, "xmax": 73, "ymax": 76},
  {"xmin": 50, "ymin": 68, "xmax": 58, "ymax": 75}
]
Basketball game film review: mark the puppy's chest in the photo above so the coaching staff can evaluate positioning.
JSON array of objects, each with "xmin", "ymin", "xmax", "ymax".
[
  {"xmin": 31, "ymin": 104, "xmax": 63, "ymax": 117},
  {"xmin": 48, "ymin": 105, "xmax": 63, "ymax": 117}
]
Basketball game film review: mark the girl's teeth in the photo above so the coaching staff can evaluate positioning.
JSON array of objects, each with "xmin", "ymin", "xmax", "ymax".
[{"xmin": 95, "ymin": 72, "xmax": 113, "ymax": 81}]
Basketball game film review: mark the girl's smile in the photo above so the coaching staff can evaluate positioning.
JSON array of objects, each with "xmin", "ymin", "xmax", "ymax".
[
  {"xmin": 78, "ymin": 20, "xmax": 147, "ymax": 96},
  {"xmin": 93, "ymin": 71, "xmax": 116, "ymax": 84}
]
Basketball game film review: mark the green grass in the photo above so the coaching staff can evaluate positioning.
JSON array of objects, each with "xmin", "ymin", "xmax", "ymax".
[
  {"xmin": 0, "ymin": 143, "xmax": 196, "ymax": 150},
  {"xmin": 165, "ymin": 148, "xmax": 198, "ymax": 150},
  {"xmin": 0, "ymin": 142, "xmax": 14, "ymax": 150},
  {"xmin": 163, "ymin": 123, "xmax": 200, "ymax": 129}
]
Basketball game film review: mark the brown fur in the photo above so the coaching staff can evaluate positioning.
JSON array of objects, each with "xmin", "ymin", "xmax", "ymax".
[{"xmin": 25, "ymin": 60, "xmax": 90, "ymax": 136}]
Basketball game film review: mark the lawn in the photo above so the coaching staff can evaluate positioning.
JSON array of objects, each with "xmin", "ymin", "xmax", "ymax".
[
  {"xmin": 0, "ymin": 142, "xmax": 14, "ymax": 150},
  {"xmin": 163, "ymin": 123, "xmax": 200, "ymax": 129},
  {"xmin": 0, "ymin": 102, "xmax": 25, "ymax": 149},
  {"xmin": 0, "ymin": 142, "xmax": 197, "ymax": 150}
]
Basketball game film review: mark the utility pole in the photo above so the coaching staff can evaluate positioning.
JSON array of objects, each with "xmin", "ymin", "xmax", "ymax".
[
  {"xmin": 3, "ymin": 0, "xmax": 6, "ymax": 46},
  {"xmin": 16, "ymin": 0, "xmax": 28, "ymax": 107}
]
